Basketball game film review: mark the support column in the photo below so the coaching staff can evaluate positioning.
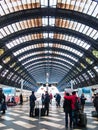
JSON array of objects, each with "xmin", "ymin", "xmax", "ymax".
[
  {"xmin": 20, "ymin": 79, "xmax": 24, "ymax": 94},
  {"xmin": 46, "ymin": 73, "xmax": 49, "ymax": 92},
  {"xmin": 71, "ymin": 80, "xmax": 73, "ymax": 91}
]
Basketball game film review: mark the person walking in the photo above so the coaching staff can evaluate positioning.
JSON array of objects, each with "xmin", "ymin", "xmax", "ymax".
[
  {"xmin": 63, "ymin": 93, "xmax": 72, "ymax": 128},
  {"xmin": 29, "ymin": 91, "xmax": 36, "ymax": 117},
  {"xmin": 80, "ymin": 93, "xmax": 86, "ymax": 112},
  {"xmin": 44, "ymin": 91, "xmax": 50, "ymax": 116}
]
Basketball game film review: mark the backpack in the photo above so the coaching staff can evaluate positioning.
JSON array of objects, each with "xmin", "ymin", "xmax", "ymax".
[{"xmin": 75, "ymin": 97, "xmax": 81, "ymax": 111}]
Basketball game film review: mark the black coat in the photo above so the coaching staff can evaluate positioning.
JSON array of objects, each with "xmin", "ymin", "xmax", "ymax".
[
  {"xmin": 63, "ymin": 99, "xmax": 72, "ymax": 113},
  {"xmin": 93, "ymin": 96, "xmax": 98, "ymax": 109}
]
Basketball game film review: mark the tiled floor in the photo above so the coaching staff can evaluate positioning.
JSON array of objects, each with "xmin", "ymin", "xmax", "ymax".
[{"xmin": 0, "ymin": 101, "xmax": 98, "ymax": 130}]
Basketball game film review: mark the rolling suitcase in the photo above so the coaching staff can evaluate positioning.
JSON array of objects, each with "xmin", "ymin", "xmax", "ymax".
[
  {"xmin": 41, "ymin": 108, "xmax": 45, "ymax": 116},
  {"xmin": 78, "ymin": 112, "xmax": 87, "ymax": 127},
  {"xmin": 92, "ymin": 111, "xmax": 98, "ymax": 117},
  {"xmin": 35, "ymin": 101, "xmax": 40, "ymax": 117}
]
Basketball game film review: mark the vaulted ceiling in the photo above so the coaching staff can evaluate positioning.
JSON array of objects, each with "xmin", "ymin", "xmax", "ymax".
[{"xmin": 0, "ymin": 0, "xmax": 98, "ymax": 91}]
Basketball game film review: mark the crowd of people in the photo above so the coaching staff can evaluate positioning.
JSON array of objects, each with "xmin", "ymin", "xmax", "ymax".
[
  {"xmin": 63, "ymin": 91, "xmax": 87, "ymax": 128},
  {"xmin": 29, "ymin": 90, "xmax": 88, "ymax": 128},
  {"xmin": 1, "ymin": 87, "xmax": 98, "ymax": 129},
  {"xmin": 0, "ymin": 88, "xmax": 24, "ymax": 117}
]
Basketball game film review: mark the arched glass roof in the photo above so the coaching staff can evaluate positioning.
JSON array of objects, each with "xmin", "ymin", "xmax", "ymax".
[{"xmin": 0, "ymin": 0, "xmax": 98, "ymax": 91}]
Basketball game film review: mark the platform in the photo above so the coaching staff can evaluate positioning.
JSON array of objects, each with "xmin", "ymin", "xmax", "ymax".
[{"xmin": 0, "ymin": 101, "xmax": 98, "ymax": 130}]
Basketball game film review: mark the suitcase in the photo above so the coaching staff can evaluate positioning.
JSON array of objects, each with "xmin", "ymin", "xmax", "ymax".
[
  {"xmin": 92, "ymin": 111, "xmax": 98, "ymax": 117},
  {"xmin": 78, "ymin": 112, "xmax": 87, "ymax": 127},
  {"xmin": 41, "ymin": 108, "xmax": 45, "ymax": 116},
  {"xmin": 35, "ymin": 101, "xmax": 40, "ymax": 117},
  {"xmin": 35, "ymin": 108, "xmax": 40, "ymax": 116}
]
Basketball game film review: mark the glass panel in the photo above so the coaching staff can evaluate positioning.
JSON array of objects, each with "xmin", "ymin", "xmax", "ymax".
[
  {"xmin": 7, "ymin": 72, "xmax": 14, "ymax": 79},
  {"xmin": 1, "ymin": 69, "xmax": 9, "ymax": 77},
  {"xmin": 94, "ymin": 66, "xmax": 98, "ymax": 73},
  {"xmin": 87, "ymin": 70, "xmax": 95, "ymax": 78}
]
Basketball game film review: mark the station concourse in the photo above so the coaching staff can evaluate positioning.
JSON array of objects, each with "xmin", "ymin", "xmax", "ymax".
[
  {"xmin": 0, "ymin": 98, "xmax": 98, "ymax": 130},
  {"xmin": 0, "ymin": 0, "xmax": 98, "ymax": 130}
]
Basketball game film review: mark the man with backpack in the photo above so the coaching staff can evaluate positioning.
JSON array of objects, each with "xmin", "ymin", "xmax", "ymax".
[{"xmin": 64, "ymin": 91, "xmax": 80, "ymax": 128}]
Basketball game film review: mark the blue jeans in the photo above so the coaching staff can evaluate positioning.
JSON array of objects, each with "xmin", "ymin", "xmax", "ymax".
[{"xmin": 72, "ymin": 110, "xmax": 78, "ymax": 126}]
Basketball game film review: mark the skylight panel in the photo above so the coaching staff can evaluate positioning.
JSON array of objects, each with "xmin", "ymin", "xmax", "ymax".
[
  {"xmin": 92, "ymin": 5, "xmax": 98, "ymax": 17},
  {"xmin": 0, "ymin": 33, "xmax": 3, "ymax": 39},
  {"xmin": 49, "ymin": 18, "xmax": 55, "ymax": 26},
  {"xmin": 19, "ymin": 52, "xmax": 41, "ymax": 61},
  {"xmin": 50, "ymin": 0, "xmax": 57, "ymax": 7},
  {"xmin": 73, "ymin": 22, "xmax": 77, "ymax": 29},
  {"xmin": 83, "ymin": 26, "xmax": 89, "ymax": 34},
  {"xmin": 14, "ymin": 45, "xmax": 35, "ymax": 56},
  {"xmin": 0, "ymin": 65, "xmax": 2, "ymax": 70},
  {"xmin": 7, "ymin": 25, "xmax": 14, "ymax": 33},
  {"xmin": 1, "ymin": 18, "xmax": 97, "ymax": 40},
  {"xmin": 93, "ymin": 33, "xmax": 98, "ymax": 40},
  {"xmin": 16, "ymin": 22, "xmax": 21, "ymax": 30},
  {"xmin": 94, "ymin": 66, "xmax": 98, "ymax": 72},
  {"xmin": 86, "ymin": 28, "xmax": 93, "ymax": 35},
  {"xmin": 49, "ymin": 33, "xmax": 53, "ymax": 38},
  {"xmin": 76, "ymin": 23, "xmax": 81, "ymax": 31},
  {"xmin": 6, "ymin": 42, "xmax": 12, "ymax": 49},
  {"xmin": 83, "ymin": 0, "xmax": 91, "ymax": 14},
  {"xmin": 0, "ymin": 5, "xmax": 5, "ymax": 16},
  {"xmin": 87, "ymin": 70, "xmax": 95, "ymax": 78},
  {"xmin": 43, "ymin": 33, "xmax": 48, "ymax": 38},
  {"xmin": 12, "ymin": 24, "xmax": 18, "ymax": 32},
  {"xmin": 90, "ymin": 30, "xmax": 98, "ymax": 40},
  {"xmin": 41, "ymin": 0, "xmax": 48, "ymax": 7},
  {"xmin": 42, "ymin": 18, "xmax": 48, "ymax": 26},
  {"xmin": 4, "ymin": 27, "xmax": 10, "ymax": 35},
  {"xmin": 0, "ymin": 1, "xmax": 8, "ymax": 15},
  {"xmin": 79, "ymin": 24, "xmax": 85, "ymax": 32},
  {"xmin": 87, "ymin": 1, "xmax": 97, "ymax": 15},
  {"xmin": 85, "ymin": 44, "xmax": 90, "ymax": 50},
  {"xmin": 0, "ymin": 28, "xmax": 6, "ymax": 37},
  {"xmin": 69, "ymin": 21, "xmax": 74, "ymax": 29}
]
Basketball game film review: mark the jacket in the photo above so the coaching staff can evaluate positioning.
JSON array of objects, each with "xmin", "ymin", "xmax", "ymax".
[
  {"xmin": 63, "ymin": 98, "xmax": 72, "ymax": 112},
  {"xmin": 64, "ymin": 94, "xmax": 79, "ymax": 110}
]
